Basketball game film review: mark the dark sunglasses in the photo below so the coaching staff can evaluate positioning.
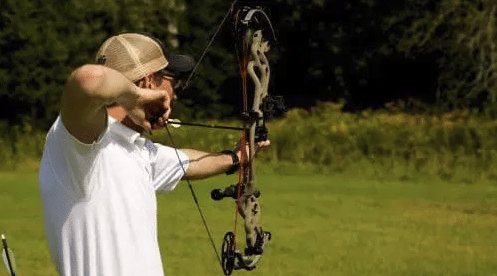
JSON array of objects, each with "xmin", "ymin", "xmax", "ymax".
[
  {"xmin": 156, "ymin": 69, "xmax": 186, "ymax": 90},
  {"xmin": 156, "ymin": 69, "xmax": 177, "ymax": 80}
]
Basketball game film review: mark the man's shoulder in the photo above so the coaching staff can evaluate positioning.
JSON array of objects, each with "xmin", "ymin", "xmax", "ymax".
[{"xmin": 45, "ymin": 115, "xmax": 67, "ymax": 143}]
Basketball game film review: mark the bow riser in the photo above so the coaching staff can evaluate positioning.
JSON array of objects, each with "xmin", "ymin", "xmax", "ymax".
[{"xmin": 239, "ymin": 27, "xmax": 271, "ymax": 256}]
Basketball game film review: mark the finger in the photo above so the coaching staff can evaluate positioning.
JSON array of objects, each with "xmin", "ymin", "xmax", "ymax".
[
  {"xmin": 164, "ymin": 95, "xmax": 172, "ymax": 119},
  {"xmin": 260, "ymin": 140, "xmax": 271, "ymax": 147},
  {"xmin": 148, "ymin": 88, "xmax": 168, "ymax": 101},
  {"xmin": 163, "ymin": 94, "xmax": 171, "ymax": 109},
  {"xmin": 163, "ymin": 108, "xmax": 171, "ymax": 120},
  {"xmin": 143, "ymin": 121, "xmax": 152, "ymax": 134},
  {"xmin": 255, "ymin": 140, "xmax": 270, "ymax": 153},
  {"xmin": 256, "ymin": 141, "xmax": 267, "ymax": 147},
  {"xmin": 138, "ymin": 88, "xmax": 162, "ymax": 103}
]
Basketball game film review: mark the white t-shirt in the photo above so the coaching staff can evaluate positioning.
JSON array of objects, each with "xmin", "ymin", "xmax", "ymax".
[{"xmin": 38, "ymin": 115, "xmax": 190, "ymax": 276}]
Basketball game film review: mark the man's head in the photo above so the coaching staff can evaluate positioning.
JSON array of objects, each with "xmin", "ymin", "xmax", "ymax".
[
  {"xmin": 95, "ymin": 33, "xmax": 194, "ymax": 84},
  {"xmin": 95, "ymin": 33, "xmax": 194, "ymax": 130}
]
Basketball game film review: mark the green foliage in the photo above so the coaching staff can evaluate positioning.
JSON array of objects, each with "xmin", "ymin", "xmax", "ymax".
[
  {"xmin": 148, "ymin": 102, "xmax": 497, "ymax": 183},
  {"xmin": 0, "ymin": 0, "xmax": 186, "ymax": 129},
  {"xmin": 1, "ymin": 0, "xmax": 443, "ymax": 128},
  {"xmin": 2, "ymin": 0, "xmax": 497, "ymax": 183},
  {"xmin": 272, "ymin": 0, "xmax": 430, "ymax": 107},
  {"xmin": 392, "ymin": 0, "xmax": 497, "ymax": 110},
  {"xmin": 0, "ymin": 120, "xmax": 45, "ymax": 170},
  {"xmin": 8, "ymin": 102, "xmax": 497, "ymax": 183},
  {"xmin": 174, "ymin": 0, "xmax": 241, "ymax": 120},
  {"xmin": 149, "ymin": 120, "xmax": 241, "ymax": 153}
]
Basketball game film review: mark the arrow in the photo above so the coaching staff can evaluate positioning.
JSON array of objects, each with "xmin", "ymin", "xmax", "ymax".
[
  {"xmin": 166, "ymin": 119, "xmax": 246, "ymax": 131},
  {"xmin": 1, "ymin": 234, "xmax": 16, "ymax": 276}
]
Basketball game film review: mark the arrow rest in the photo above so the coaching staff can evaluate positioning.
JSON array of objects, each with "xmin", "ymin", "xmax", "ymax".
[{"xmin": 239, "ymin": 111, "xmax": 268, "ymax": 142}]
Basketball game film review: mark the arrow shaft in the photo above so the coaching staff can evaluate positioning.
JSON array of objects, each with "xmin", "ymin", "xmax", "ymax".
[
  {"xmin": 2, "ymin": 234, "xmax": 15, "ymax": 276},
  {"xmin": 168, "ymin": 120, "xmax": 245, "ymax": 131}
]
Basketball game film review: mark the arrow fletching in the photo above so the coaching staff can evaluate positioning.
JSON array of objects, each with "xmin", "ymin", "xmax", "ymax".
[
  {"xmin": 167, "ymin": 119, "xmax": 182, "ymax": 128},
  {"xmin": 1, "ymin": 234, "xmax": 16, "ymax": 276}
]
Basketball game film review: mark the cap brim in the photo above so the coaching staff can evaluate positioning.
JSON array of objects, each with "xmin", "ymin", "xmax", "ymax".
[{"xmin": 166, "ymin": 52, "xmax": 195, "ymax": 74}]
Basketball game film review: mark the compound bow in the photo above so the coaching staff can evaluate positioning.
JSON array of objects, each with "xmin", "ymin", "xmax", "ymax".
[{"xmin": 165, "ymin": 1, "xmax": 283, "ymax": 275}]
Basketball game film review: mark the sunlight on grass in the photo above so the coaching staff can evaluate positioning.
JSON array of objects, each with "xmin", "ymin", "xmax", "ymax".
[{"xmin": 1, "ymin": 171, "xmax": 497, "ymax": 275}]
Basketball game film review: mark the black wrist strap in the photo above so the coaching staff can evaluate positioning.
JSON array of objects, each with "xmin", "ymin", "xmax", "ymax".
[{"xmin": 220, "ymin": 150, "xmax": 240, "ymax": 175}]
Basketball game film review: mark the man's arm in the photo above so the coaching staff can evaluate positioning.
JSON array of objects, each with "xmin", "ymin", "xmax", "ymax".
[
  {"xmin": 61, "ymin": 65, "xmax": 170, "ymax": 144},
  {"xmin": 181, "ymin": 149, "xmax": 236, "ymax": 180},
  {"xmin": 181, "ymin": 140, "xmax": 270, "ymax": 180}
]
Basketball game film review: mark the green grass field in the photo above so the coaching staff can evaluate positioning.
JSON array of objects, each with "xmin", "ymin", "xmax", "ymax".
[{"xmin": 1, "ymin": 169, "xmax": 497, "ymax": 275}]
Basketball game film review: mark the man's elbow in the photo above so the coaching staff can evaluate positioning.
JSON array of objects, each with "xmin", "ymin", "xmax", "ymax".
[{"xmin": 66, "ymin": 64, "xmax": 106, "ymax": 98}]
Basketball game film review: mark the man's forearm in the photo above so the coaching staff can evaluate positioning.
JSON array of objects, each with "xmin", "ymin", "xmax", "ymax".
[{"xmin": 181, "ymin": 149, "xmax": 238, "ymax": 180}]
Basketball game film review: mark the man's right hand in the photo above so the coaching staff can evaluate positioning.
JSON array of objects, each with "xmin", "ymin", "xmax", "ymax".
[{"xmin": 123, "ymin": 87, "xmax": 172, "ymax": 133}]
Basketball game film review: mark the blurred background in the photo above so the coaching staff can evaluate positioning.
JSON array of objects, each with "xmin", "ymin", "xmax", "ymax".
[
  {"xmin": 4, "ymin": 0, "xmax": 497, "ymax": 127},
  {"xmin": 2, "ymin": 0, "xmax": 497, "ymax": 182}
]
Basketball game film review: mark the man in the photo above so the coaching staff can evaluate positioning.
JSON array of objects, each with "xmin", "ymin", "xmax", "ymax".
[{"xmin": 38, "ymin": 33, "xmax": 268, "ymax": 275}]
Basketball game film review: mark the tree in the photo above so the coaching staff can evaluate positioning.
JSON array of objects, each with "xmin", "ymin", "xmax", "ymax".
[
  {"xmin": 0, "ymin": 0, "xmax": 186, "ymax": 129},
  {"xmin": 393, "ymin": 0, "xmax": 497, "ymax": 112}
]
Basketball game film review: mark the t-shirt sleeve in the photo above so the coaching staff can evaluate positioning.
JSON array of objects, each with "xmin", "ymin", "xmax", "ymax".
[
  {"xmin": 149, "ymin": 142, "xmax": 190, "ymax": 192},
  {"xmin": 46, "ymin": 116, "xmax": 107, "ymax": 201}
]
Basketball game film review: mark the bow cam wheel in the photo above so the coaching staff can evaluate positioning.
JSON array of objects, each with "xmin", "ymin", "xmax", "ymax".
[{"xmin": 221, "ymin": 232, "xmax": 236, "ymax": 275}]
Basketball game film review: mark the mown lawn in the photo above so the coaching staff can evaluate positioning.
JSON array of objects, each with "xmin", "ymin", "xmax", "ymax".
[{"xmin": 1, "ymin": 169, "xmax": 497, "ymax": 275}]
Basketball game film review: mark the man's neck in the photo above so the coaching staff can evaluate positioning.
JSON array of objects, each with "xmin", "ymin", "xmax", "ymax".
[{"xmin": 107, "ymin": 106, "xmax": 144, "ymax": 134}]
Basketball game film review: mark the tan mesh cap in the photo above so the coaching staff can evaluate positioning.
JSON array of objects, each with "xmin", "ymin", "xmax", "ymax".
[{"xmin": 95, "ymin": 33, "xmax": 194, "ymax": 82}]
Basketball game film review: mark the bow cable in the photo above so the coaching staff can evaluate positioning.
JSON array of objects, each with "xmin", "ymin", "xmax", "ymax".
[
  {"xmin": 164, "ymin": 125, "xmax": 222, "ymax": 267},
  {"xmin": 164, "ymin": 1, "xmax": 241, "ymax": 270},
  {"xmin": 182, "ymin": 0, "xmax": 239, "ymax": 92}
]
